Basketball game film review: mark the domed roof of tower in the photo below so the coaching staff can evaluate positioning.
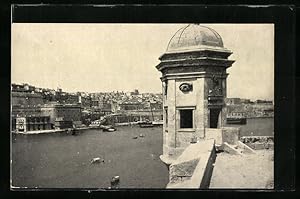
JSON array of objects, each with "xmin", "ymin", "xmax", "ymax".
[{"xmin": 166, "ymin": 24, "xmax": 224, "ymax": 52}]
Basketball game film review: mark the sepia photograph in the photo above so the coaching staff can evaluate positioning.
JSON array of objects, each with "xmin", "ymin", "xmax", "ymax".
[{"xmin": 11, "ymin": 23, "xmax": 274, "ymax": 189}]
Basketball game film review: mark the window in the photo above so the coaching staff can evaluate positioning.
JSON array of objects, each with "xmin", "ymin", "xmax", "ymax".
[
  {"xmin": 209, "ymin": 108, "xmax": 221, "ymax": 128},
  {"xmin": 163, "ymin": 81, "xmax": 168, "ymax": 96},
  {"xmin": 179, "ymin": 109, "xmax": 193, "ymax": 128},
  {"xmin": 165, "ymin": 108, "xmax": 168, "ymax": 126}
]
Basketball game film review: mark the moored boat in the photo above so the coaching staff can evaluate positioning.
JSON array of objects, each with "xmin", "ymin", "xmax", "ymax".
[
  {"xmin": 226, "ymin": 111, "xmax": 247, "ymax": 125},
  {"xmin": 226, "ymin": 117, "xmax": 247, "ymax": 124},
  {"xmin": 101, "ymin": 125, "xmax": 117, "ymax": 132}
]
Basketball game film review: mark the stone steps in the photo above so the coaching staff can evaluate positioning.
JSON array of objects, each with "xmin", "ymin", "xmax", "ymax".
[{"xmin": 223, "ymin": 141, "xmax": 256, "ymax": 155}]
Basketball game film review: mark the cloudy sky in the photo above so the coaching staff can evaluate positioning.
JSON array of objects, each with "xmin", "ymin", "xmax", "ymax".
[{"xmin": 12, "ymin": 23, "xmax": 274, "ymax": 100}]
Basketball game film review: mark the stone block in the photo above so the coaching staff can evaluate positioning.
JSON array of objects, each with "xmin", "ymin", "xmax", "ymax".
[
  {"xmin": 169, "ymin": 158, "xmax": 199, "ymax": 183},
  {"xmin": 195, "ymin": 127, "xmax": 205, "ymax": 139},
  {"xmin": 221, "ymin": 127, "xmax": 240, "ymax": 145},
  {"xmin": 176, "ymin": 132, "xmax": 193, "ymax": 147},
  {"xmin": 205, "ymin": 128, "xmax": 222, "ymax": 145},
  {"xmin": 166, "ymin": 139, "xmax": 216, "ymax": 188},
  {"xmin": 168, "ymin": 138, "xmax": 176, "ymax": 148}
]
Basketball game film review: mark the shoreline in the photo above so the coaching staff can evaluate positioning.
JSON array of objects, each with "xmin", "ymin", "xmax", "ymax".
[
  {"xmin": 12, "ymin": 127, "xmax": 91, "ymax": 135},
  {"xmin": 12, "ymin": 122, "xmax": 162, "ymax": 135},
  {"xmin": 12, "ymin": 116, "xmax": 272, "ymax": 135}
]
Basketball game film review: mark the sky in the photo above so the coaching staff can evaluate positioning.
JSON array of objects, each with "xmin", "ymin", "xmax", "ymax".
[{"xmin": 12, "ymin": 23, "xmax": 274, "ymax": 100}]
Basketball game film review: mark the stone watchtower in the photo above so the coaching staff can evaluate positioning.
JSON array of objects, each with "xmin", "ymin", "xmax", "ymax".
[{"xmin": 156, "ymin": 24, "xmax": 235, "ymax": 164}]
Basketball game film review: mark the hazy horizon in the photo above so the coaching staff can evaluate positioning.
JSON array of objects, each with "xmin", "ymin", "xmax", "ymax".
[{"xmin": 12, "ymin": 23, "xmax": 274, "ymax": 101}]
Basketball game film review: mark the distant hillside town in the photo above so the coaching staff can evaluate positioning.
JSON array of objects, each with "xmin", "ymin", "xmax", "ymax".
[{"xmin": 11, "ymin": 82, "xmax": 273, "ymax": 133}]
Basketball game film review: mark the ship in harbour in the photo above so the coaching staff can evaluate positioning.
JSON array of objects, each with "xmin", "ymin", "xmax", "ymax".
[{"xmin": 226, "ymin": 112, "xmax": 247, "ymax": 125}]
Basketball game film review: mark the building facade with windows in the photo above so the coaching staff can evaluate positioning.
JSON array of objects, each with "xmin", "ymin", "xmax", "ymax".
[{"xmin": 40, "ymin": 103, "xmax": 82, "ymax": 128}]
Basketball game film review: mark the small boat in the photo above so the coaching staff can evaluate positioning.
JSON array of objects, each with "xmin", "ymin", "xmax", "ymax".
[
  {"xmin": 91, "ymin": 157, "xmax": 105, "ymax": 164},
  {"xmin": 106, "ymin": 128, "xmax": 116, "ymax": 132},
  {"xmin": 139, "ymin": 133, "xmax": 145, "ymax": 137},
  {"xmin": 101, "ymin": 125, "xmax": 117, "ymax": 132},
  {"xmin": 89, "ymin": 120, "xmax": 105, "ymax": 129},
  {"xmin": 110, "ymin": 175, "xmax": 120, "ymax": 188},
  {"xmin": 226, "ymin": 117, "xmax": 247, "ymax": 125},
  {"xmin": 226, "ymin": 112, "xmax": 247, "ymax": 125}
]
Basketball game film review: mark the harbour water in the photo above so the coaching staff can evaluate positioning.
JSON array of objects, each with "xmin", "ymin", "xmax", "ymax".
[
  {"xmin": 225, "ymin": 117, "xmax": 274, "ymax": 137},
  {"xmin": 11, "ymin": 126, "xmax": 169, "ymax": 189},
  {"xmin": 11, "ymin": 117, "xmax": 273, "ymax": 189}
]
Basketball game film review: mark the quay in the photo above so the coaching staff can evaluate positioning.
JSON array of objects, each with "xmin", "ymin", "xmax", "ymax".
[
  {"xmin": 12, "ymin": 127, "xmax": 90, "ymax": 135},
  {"xmin": 11, "ymin": 121, "xmax": 163, "ymax": 135}
]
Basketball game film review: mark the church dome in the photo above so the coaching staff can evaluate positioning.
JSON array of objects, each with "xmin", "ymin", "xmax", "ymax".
[{"xmin": 166, "ymin": 24, "xmax": 224, "ymax": 52}]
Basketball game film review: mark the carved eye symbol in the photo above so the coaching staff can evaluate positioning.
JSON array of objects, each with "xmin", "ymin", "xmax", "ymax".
[
  {"xmin": 182, "ymin": 85, "xmax": 188, "ymax": 90},
  {"xmin": 179, "ymin": 83, "xmax": 192, "ymax": 92}
]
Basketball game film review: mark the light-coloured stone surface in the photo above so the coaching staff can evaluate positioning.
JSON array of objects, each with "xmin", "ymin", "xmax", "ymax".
[
  {"xmin": 221, "ymin": 127, "xmax": 240, "ymax": 145},
  {"xmin": 157, "ymin": 26, "xmax": 235, "ymax": 186},
  {"xmin": 237, "ymin": 141, "xmax": 256, "ymax": 154},
  {"xmin": 223, "ymin": 142, "xmax": 243, "ymax": 155},
  {"xmin": 161, "ymin": 146, "xmax": 186, "ymax": 164},
  {"xmin": 159, "ymin": 155, "xmax": 174, "ymax": 166},
  {"xmin": 205, "ymin": 128, "xmax": 222, "ymax": 145},
  {"xmin": 176, "ymin": 132, "xmax": 194, "ymax": 148},
  {"xmin": 167, "ymin": 139, "xmax": 215, "ymax": 188},
  {"xmin": 167, "ymin": 79, "xmax": 176, "ymax": 149},
  {"xmin": 169, "ymin": 159, "xmax": 199, "ymax": 183},
  {"xmin": 195, "ymin": 78, "xmax": 205, "ymax": 138},
  {"xmin": 175, "ymin": 79, "xmax": 197, "ymax": 107},
  {"xmin": 210, "ymin": 150, "xmax": 274, "ymax": 189},
  {"xmin": 172, "ymin": 139, "xmax": 214, "ymax": 165}
]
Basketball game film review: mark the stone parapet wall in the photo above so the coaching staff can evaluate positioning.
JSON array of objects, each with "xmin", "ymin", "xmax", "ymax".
[{"xmin": 166, "ymin": 139, "xmax": 216, "ymax": 188}]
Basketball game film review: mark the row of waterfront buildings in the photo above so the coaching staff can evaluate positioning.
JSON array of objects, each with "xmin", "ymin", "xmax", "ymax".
[
  {"xmin": 11, "ymin": 83, "xmax": 163, "ymax": 133},
  {"xmin": 11, "ymin": 83, "xmax": 273, "ymax": 133}
]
